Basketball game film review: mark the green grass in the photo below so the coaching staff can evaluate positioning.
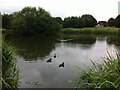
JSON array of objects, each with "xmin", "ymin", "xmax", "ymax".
[
  {"xmin": 75, "ymin": 52, "xmax": 120, "ymax": 89},
  {"xmin": 61, "ymin": 27, "xmax": 119, "ymax": 35},
  {"xmin": 2, "ymin": 40, "xmax": 19, "ymax": 89}
]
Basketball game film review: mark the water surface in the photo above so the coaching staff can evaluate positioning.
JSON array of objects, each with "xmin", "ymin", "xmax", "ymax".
[{"xmin": 6, "ymin": 35, "xmax": 120, "ymax": 88}]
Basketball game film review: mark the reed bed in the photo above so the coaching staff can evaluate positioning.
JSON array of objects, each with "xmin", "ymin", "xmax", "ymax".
[
  {"xmin": 2, "ymin": 40, "xmax": 19, "ymax": 89},
  {"xmin": 61, "ymin": 27, "xmax": 119, "ymax": 35},
  {"xmin": 75, "ymin": 52, "xmax": 120, "ymax": 89}
]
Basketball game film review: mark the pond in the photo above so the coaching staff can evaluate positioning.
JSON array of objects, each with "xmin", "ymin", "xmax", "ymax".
[{"xmin": 6, "ymin": 35, "xmax": 120, "ymax": 88}]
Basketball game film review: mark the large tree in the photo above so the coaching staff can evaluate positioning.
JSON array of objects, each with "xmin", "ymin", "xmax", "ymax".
[
  {"xmin": 12, "ymin": 7, "xmax": 61, "ymax": 35},
  {"xmin": 53, "ymin": 17, "xmax": 63, "ymax": 24},
  {"xmin": 115, "ymin": 15, "xmax": 120, "ymax": 28},
  {"xmin": 108, "ymin": 18, "xmax": 115, "ymax": 27},
  {"xmin": 2, "ymin": 14, "xmax": 13, "ymax": 30},
  {"xmin": 63, "ymin": 16, "xmax": 84, "ymax": 28},
  {"xmin": 63, "ymin": 17, "xmax": 71, "ymax": 28},
  {"xmin": 81, "ymin": 14, "xmax": 97, "ymax": 27}
]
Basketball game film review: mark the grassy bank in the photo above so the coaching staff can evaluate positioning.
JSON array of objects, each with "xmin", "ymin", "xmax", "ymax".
[
  {"xmin": 75, "ymin": 52, "xmax": 120, "ymax": 88},
  {"xmin": 2, "ymin": 40, "xmax": 19, "ymax": 89},
  {"xmin": 61, "ymin": 27, "xmax": 120, "ymax": 35},
  {"xmin": 2, "ymin": 27, "xmax": 120, "ymax": 36}
]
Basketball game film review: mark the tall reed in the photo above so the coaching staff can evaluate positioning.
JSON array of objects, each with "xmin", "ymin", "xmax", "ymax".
[
  {"xmin": 61, "ymin": 27, "xmax": 119, "ymax": 35},
  {"xmin": 2, "ymin": 40, "xmax": 19, "ymax": 89},
  {"xmin": 75, "ymin": 52, "xmax": 120, "ymax": 88}
]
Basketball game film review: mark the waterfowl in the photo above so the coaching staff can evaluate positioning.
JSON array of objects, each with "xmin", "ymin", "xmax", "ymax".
[
  {"xmin": 59, "ymin": 62, "xmax": 64, "ymax": 67},
  {"xmin": 54, "ymin": 54, "xmax": 56, "ymax": 58},
  {"xmin": 47, "ymin": 58, "xmax": 52, "ymax": 62}
]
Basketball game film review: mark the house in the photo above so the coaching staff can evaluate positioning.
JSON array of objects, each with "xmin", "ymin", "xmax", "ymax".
[{"xmin": 96, "ymin": 21, "xmax": 108, "ymax": 27}]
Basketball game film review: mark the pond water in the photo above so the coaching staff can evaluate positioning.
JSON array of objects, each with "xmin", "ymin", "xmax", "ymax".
[{"xmin": 6, "ymin": 35, "xmax": 120, "ymax": 88}]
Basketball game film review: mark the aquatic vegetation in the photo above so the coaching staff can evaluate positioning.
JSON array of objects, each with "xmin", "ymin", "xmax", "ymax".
[
  {"xmin": 61, "ymin": 27, "xmax": 119, "ymax": 35},
  {"xmin": 76, "ymin": 52, "xmax": 120, "ymax": 88},
  {"xmin": 2, "ymin": 40, "xmax": 19, "ymax": 89}
]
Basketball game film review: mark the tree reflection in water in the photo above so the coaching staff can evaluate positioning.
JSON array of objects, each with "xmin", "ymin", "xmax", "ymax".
[
  {"xmin": 64, "ymin": 35, "xmax": 96, "ymax": 49},
  {"xmin": 107, "ymin": 36, "xmax": 120, "ymax": 46},
  {"xmin": 6, "ymin": 36, "xmax": 57, "ymax": 61}
]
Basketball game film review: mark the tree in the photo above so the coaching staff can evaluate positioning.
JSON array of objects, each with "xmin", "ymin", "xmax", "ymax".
[
  {"xmin": 2, "ymin": 14, "xmax": 13, "ymax": 30},
  {"xmin": 63, "ymin": 17, "xmax": 71, "ymax": 28},
  {"xmin": 81, "ymin": 14, "xmax": 97, "ymax": 27},
  {"xmin": 63, "ymin": 14, "xmax": 97, "ymax": 28},
  {"xmin": 53, "ymin": 17, "xmax": 63, "ymax": 24},
  {"xmin": 78, "ymin": 17, "xmax": 85, "ymax": 28},
  {"xmin": 12, "ymin": 6, "xmax": 61, "ymax": 35},
  {"xmin": 108, "ymin": 18, "xmax": 115, "ymax": 27},
  {"xmin": 115, "ymin": 15, "xmax": 120, "ymax": 28},
  {"xmin": 63, "ymin": 16, "xmax": 84, "ymax": 28},
  {"xmin": 70, "ymin": 16, "xmax": 80, "ymax": 28}
]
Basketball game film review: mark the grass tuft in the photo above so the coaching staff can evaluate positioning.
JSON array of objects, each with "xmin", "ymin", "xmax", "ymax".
[{"xmin": 75, "ymin": 52, "xmax": 120, "ymax": 89}]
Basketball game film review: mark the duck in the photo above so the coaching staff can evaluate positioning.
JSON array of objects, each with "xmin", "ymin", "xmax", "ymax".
[
  {"xmin": 59, "ymin": 62, "xmax": 64, "ymax": 67},
  {"xmin": 47, "ymin": 58, "xmax": 52, "ymax": 62},
  {"xmin": 54, "ymin": 54, "xmax": 56, "ymax": 58}
]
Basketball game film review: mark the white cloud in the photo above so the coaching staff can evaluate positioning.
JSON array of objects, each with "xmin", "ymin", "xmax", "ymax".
[{"xmin": 0, "ymin": 0, "xmax": 119, "ymax": 21}]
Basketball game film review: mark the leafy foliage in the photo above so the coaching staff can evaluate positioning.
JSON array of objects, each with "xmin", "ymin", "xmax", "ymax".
[
  {"xmin": 108, "ymin": 18, "xmax": 115, "ymax": 27},
  {"xmin": 12, "ymin": 7, "xmax": 62, "ymax": 36},
  {"xmin": 81, "ymin": 14, "xmax": 97, "ymax": 27},
  {"xmin": 63, "ymin": 14, "xmax": 97, "ymax": 28},
  {"xmin": 2, "ymin": 14, "xmax": 13, "ymax": 30},
  {"xmin": 63, "ymin": 16, "xmax": 85, "ymax": 28},
  {"xmin": 115, "ymin": 15, "xmax": 120, "ymax": 28},
  {"xmin": 53, "ymin": 17, "xmax": 63, "ymax": 25}
]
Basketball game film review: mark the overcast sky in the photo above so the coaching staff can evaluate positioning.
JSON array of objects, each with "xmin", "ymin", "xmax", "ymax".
[{"xmin": 0, "ymin": 0, "xmax": 120, "ymax": 21}]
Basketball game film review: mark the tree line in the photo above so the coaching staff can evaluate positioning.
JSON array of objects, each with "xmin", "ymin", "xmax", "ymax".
[
  {"xmin": 2, "ymin": 7, "xmax": 62, "ymax": 36},
  {"xmin": 2, "ymin": 6, "xmax": 120, "ymax": 35},
  {"xmin": 54, "ymin": 15, "xmax": 120, "ymax": 28},
  {"xmin": 108, "ymin": 16, "xmax": 120, "ymax": 27}
]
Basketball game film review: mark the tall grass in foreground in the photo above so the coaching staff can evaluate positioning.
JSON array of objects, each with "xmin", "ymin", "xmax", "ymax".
[
  {"xmin": 75, "ymin": 52, "xmax": 120, "ymax": 88},
  {"xmin": 2, "ymin": 40, "xmax": 19, "ymax": 89}
]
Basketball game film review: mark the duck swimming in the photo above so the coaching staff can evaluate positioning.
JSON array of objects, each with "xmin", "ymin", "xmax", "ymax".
[
  {"xmin": 54, "ymin": 54, "xmax": 56, "ymax": 58},
  {"xmin": 59, "ymin": 62, "xmax": 64, "ymax": 67},
  {"xmin": 47, "ymin": 58, "xmax": 52, "ymax": 62}
]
